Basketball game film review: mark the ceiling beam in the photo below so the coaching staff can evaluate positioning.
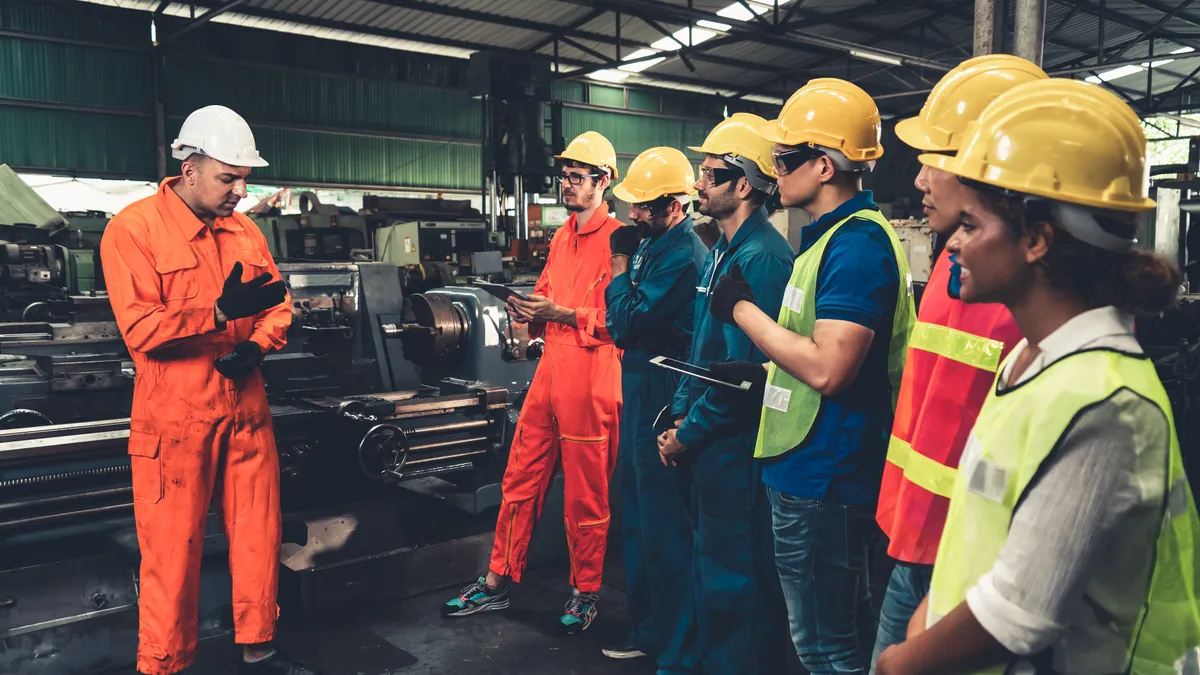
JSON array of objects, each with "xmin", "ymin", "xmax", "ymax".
[
  {"xmin": 1049, "ymin": 0, "xmax": 1200, "ymax": 53},
  {"xmin": 159, "ymin": 2, "xmax": 793, "ymax": 101},
  {"xmin": 161, "ymin": 0, "xmax": 248, "ymax": 45},
  {"xmin": 526, "ymin": 8, "xmax": 606, "ymax": 53}
]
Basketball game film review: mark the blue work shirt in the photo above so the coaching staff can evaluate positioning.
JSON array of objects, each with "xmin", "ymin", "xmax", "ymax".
[
  {"xmin": 606, "ymin": 216, "xmax": 709, "ymax": 372},
  {"xmin": 672, "ymin": 207, "xmax": 793, "ymax": 451},
  {"xmin": 760, "ymin": 190, "xmax": 901, "ymax": 505}
]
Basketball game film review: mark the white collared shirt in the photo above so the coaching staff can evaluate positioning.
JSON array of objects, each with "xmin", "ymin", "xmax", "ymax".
[{"xmin": 956, "ymin": 306, "xmax": 1169, "ymax": 674}]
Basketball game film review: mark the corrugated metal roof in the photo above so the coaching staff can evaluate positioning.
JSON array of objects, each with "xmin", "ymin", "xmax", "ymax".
[{"xmin": 67, "ymin": 0, "xmax": 1200, "ymax": 114}]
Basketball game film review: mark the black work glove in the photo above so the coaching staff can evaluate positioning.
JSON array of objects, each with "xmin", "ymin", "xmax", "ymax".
[
  {"xmin": 709, "ymin": 263, "xmax": 755, "ymax": 325},
  {"xmin": 709, "ymin": 360, "xmax": 768, "ymax": 401},
  {"xmin": 609, "ymin": 226, "xmax": 643, "ymax": 259},
  {"xmin": 216, "ymin": 262, "xmax": 287, "ymax": 321},
  {"xmin": 214, "ymin": 341, "xmax": 264, "ymax": 380}
]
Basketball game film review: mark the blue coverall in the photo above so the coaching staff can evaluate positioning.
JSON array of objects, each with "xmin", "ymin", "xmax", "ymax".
[
  {"xmin": 671, "ymin": 207, "xmax": 795, "ymax": 673},
  {"xmin": 606, "ymin": 216, "xmax": 708, "ymax": 674}
]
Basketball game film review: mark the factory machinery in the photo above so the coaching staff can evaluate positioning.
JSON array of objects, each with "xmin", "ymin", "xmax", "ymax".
[{"xmin": 0, "ymin": 261, "xmax": 547, "ymax": 674}]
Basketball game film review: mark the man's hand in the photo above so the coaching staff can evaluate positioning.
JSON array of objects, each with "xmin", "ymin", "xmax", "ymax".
[
  {"xmin": 216, "ymin": 261, "xmax": 287, "ymax": 321},
  {"xmin": 657, "ymin": 428, "xmax": 687, "ymax": 466},
  {"xmin": 709, "ymin": 360, "xmax": 768, "ymax": 400},
  {"xmin": 610, "ymin": 226, "xmax": 642, "ymax": 259},
  {"xmin": 709, "ymin": 263, "xmax": 756, "ymax": 325},
  {"xmin": 509, "ymin": 294, "xmax": 574, "ymax": 326},
  {"xmin": 214, "ymin": 341, "xmax": 264, "ymax": 379}
]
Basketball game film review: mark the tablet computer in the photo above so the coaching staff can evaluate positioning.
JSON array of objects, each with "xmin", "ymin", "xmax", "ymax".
[
  {"xmin": 471, "ymin": 279, "xmax": 528, "ymax": 303},
  {"xmin": 649, "ymin": 355, "xmax": 752, "ymax": 391}
]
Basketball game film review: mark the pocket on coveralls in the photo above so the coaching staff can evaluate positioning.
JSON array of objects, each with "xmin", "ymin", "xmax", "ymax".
[
  {"xmin": 127, "ymin": 429, "xmax": 163, "ymax": 505},
  {"xmin": 154, "ymin": 251, "xmax": 199, "ymax": 301}
]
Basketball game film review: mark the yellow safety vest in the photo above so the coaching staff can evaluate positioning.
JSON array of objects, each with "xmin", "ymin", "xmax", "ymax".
[
  {"xmin": 929, "ymin": 348, "xmax": 1200, "ymax": 675},
  {"xmin": 754, "ymin": 209, "xmax": 916, "ymax": 459}
]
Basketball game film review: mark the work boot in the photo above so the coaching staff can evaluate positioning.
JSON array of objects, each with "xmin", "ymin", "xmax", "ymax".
[
  {"xmin": 237, "ymin": 649, "xmax": 321, "ymax": 675},
  {"xmin": 601, "ymin": 638, "xmax": 648, "ymax": 659},
  {"xmin": 559, "ymin": 591, "xmax": 599, "ymax": 635},
  {"xmin": 440, "ymin": 576, "xmax": 511, "ymax": 617}
]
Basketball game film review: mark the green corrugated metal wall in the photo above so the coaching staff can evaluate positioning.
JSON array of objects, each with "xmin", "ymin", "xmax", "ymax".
[{"xmin": 0, "ymin": 0, "xmax": 753, "ymax": 192}]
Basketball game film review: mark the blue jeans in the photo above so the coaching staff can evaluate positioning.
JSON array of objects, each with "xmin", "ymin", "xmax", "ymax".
[
  {"xmin": 869, "ymin": 563, "xmax": 933, "ymax": 674},
  {"xmin": 768, "ymin": 488, "xmax": 878, "ymax": 675}
]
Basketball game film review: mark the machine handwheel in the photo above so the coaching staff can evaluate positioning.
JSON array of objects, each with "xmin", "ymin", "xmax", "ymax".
[{"xmin": 356, "ymin": 423, "xmax": 411, "ymax": 481}]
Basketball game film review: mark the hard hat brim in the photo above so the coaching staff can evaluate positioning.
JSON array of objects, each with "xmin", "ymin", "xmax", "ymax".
[
  {"xmin": 611, "ymin": 183, "xmax": 638, "ymax": 204},
  {"xmin": 895, "ymin": 117, "xmax": 954, "ymax": 153},
  {"xmin": 686, "ymin": 145, "xmax": 703, "ymax": 153},
  {"xmin": 919, "ymin": 152, "xmax": 1156, "ymax": 212},
  {"xmin": 756, "ymin": 121, "xmax": 790, "ymax": 146}
]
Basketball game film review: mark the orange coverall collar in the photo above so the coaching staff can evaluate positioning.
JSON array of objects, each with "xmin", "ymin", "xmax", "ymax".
[
  {"xmin": 156, "ymin": 177, "xmax": 245, "ymax": 240},
  {"xmin": 569, "ymin": 205, "xmax": 613, "ymax": 235}
]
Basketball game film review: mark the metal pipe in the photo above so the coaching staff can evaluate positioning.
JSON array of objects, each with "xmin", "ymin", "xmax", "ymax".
[
  {"xmin": 0, "ymin": 487, "xmax": 131, "ymax": 513},
  {"xmin": 405, "ymin": 449, "xmax": 489, "ymax": 467},
  {"xmin": 514, "ymin": 174, "xmax": 528, "ymax": 241},
  {"xmin": 403, "ymin": 420, "xmax": 490, "ymax": 438},
  {"xmin": 0, "ymin": 503, "xmax": 131, "ymax": 530},
  {"xmin": 1014, "ymin": 0, "xmax": 1047, "ymax": 66},
  {"xmin": 974, "ymin": 0, "xmax": 1001, "ymax": 56},
  {"xmin": 407, "ymin": 436, "xmax": 491, "ymax": 454}
]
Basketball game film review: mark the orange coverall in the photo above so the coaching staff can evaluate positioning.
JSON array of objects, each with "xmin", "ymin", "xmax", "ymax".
[
  {"xmin": 100, "ymin": 179, "xmax": 292, "ymax": 675},
  {"xmin": 488, "ymin": 207, "xmax": 623, "ymax": 593}
]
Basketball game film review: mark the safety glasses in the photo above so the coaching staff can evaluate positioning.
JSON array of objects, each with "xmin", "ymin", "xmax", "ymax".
[
  {"xmin": 631, "ymin": 195, "xmax": 678, "ymax": 216},
  {"xmin": 559, "ymin": 171, "xmax": 601, "ymax": 186},
  {"xmin": 771, "ymin": 145, "xmax": 826, "ymax": 176},
  {"xmin": 697, "ymin": 166, "xmax": 743, "ymax": 187}
]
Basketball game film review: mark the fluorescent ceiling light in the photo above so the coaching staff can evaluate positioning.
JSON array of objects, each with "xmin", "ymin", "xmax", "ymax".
[
  {"xmin": 619, "ymin": 48, "xmax": 667, "ymax": 73},
  {"xmin": 850, "ymin": 50, "xmax": 903, "ymax": 66},
  {"xmin": 717, "ymin": 3, "xmax": 768, "ymax": 22},
  {"xmin": 588, "ymin": 69, "xmax": 632, "ymax": 83},
  {"xmin": 651, "ymin": 27, "xmax": 716, "ymax": 51},
  {"xmin": 697, "ymin": 20, "xmax": 732, "ymax": 31},
  {"xmin": 1085, "ymin": 46, "xmax": 1198, "ymax": 84}
]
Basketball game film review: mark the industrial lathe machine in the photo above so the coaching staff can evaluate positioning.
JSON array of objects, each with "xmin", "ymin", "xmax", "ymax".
[{"xmin": 0, "ymin": 261, "xmax": 546, "ymax": 674}]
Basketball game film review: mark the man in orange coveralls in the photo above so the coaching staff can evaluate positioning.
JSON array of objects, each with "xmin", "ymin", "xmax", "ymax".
[
  {"xmin": 441, "ymin": 131, "xmax": 624, "ymax": 635},
  {"xmin": 101, "ymin": 105, "xmax": 316, "ymax": 675}
]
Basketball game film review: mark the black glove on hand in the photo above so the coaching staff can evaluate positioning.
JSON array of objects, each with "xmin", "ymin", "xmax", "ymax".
[
  {"xmin": 610, "ymin": 226, "xmax": 643, "ymax": 259},
  {"xmin": 709, "ymin": 360, "xmax": 768, "ymax": 400},
  {"xmin": 709, "ymin": 263, "xmax": 755, "ymax": 325},
  {"xmin": 216, "ymin": 262, "xmax": 287, "ymax": 321},
  {"xmin": 214, "ymin": 341, "xmax": 264, "ymax": 380}
]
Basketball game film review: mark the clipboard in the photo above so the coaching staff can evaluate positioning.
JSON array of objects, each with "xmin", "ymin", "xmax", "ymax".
[
  {"xmin": 649, "ymin": 355, "xmax": 752, "ymax": 391},
  {"xmin": 471, "ymin": 279, "xmax": 528, "ymax": 303}
]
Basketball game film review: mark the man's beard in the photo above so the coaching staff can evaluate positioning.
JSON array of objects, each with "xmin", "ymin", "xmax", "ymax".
[
  {"xmin": 698, "ymin": 191, "xmax": 737, "ymax": 220},
  {"xmin": 563, "ymin": 186, "xmax": 594, "ymax": 212},
  {"xmin": 634, "ymin": 218, "xmax": 667, "ymax": 239}
]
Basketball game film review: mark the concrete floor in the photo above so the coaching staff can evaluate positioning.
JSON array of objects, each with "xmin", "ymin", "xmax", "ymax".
[{"xmin": 108, "ymin": 564, "xmax": 647, "ymax": 675}]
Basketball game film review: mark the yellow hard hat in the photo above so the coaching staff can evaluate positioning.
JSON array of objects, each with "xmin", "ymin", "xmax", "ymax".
[
  {"xmin": 612, "ymin": 147, "xmax": 697, "ymax": 204},
  {"xmin": 896, "ymin": 54, "xmax": 1048, "ymax": 152},
  {"xmin": 760, "ymin": 78, "xmax": 884, "ymax": 162},
  {"xmin": 688, "ymin": 113, "xmax": 778, "ymax": 181},
  {"xmin": 555, "ymin": 131, "xmax": 619, "ymax": 180},
  {"xmin": 920, "ymin": 78, "xmax": 1155, "ymax": 212}
]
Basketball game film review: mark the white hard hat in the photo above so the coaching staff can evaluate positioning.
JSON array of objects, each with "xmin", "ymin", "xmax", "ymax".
[{"xmin": 171, "ymin": 105, "xmax": 268, "ymax": 168}]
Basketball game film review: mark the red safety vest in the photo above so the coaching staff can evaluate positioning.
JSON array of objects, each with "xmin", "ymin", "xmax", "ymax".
[{"xmin": 876, "ymin": 250, "xmax": 1023, "ymax": 565}]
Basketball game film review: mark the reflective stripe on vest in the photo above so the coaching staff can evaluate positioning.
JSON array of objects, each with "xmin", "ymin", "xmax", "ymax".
[
  {"xmin": 886, "ymin": 435, "xmax": 957, "ymax": 498},
  {"xmin": 883, "ymin": 322, "xmax": 1006, "ymax": 498},
  {"xmin": 928, "ymin": 348, "xmax": 1200, "ymax": 674},
  {"xmin": 754, "ymin": 208, "xmax": 917, "ymax": 460},
  {"xmin": 908, "ymin": 321, "xmax": 1005, "ymax": 373}
]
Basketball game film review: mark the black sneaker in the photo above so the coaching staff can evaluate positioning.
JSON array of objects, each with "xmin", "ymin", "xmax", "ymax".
[
  {"xmin": 441, "ymin": 577, "xmax": 511, "ymax": 617},
  {"xmin": 237, "ymin": 650, "xmax": 321, "ymax": 675},
  {"xmin": 559, "ymin": 591, "xmax": 599, "ymax": 635},
  {"xmin": 601, "ymin": 639, "xmax": 648, "ymax": 659}
]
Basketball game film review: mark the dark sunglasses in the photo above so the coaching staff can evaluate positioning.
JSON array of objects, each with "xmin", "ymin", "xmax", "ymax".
[
  {"xmin": 559, "ymin": 172, "xmax": 601, "ymax": 187},
  {"xmin": 771, "ymin": 144, "xmax": 826, "ymax": 176},
  {"xmin": 632, "ymin": 195, "xmax": 679, "ymax": 215}
]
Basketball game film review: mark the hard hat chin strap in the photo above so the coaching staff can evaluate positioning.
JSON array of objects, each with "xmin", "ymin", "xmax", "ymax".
[
  {"xmin": 818, "ymin": 146, "xmax": 875, "ymax": 173},
  {"xmin": 722, "ymin": 154, "xmax": 778, "ymax": 194},
  {"xmin": 1042, "ymin": 200, "xmax": 1137, "ymax": 254}
]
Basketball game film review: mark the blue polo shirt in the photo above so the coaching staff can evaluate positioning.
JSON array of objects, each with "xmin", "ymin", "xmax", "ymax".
[{"xmin": 760, "ymin": 190, "xmax": 900, "ymax": 505}]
